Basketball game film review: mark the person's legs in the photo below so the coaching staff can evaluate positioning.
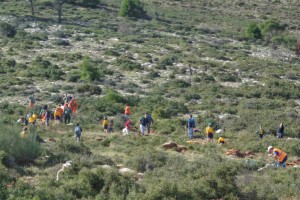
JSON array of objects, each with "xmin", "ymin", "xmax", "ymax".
[
  {"xmin": 140, "ymin": 124, "xmax": 145, "ymax": 135},
  {"xmin": 278, "ymin": 156, "xmax": 288, "ymax": 168},
  {"xmin": 188, "ymin": 128, "xmax": 193, "ymax": 139},
  {"xmin": 147, "ymin": 124, "xmax": 151, "ymax": 134}
]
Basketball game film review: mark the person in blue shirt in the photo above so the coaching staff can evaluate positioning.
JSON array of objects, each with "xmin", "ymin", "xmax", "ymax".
[{"xmin": 187, "ymin": 115, "xmax": 195, "ymax": 139}]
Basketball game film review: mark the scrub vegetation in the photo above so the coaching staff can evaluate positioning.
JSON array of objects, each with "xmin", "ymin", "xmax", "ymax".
[{"xmin": 0, "ymin": 0, "xmax": 300, "ymax": 199}]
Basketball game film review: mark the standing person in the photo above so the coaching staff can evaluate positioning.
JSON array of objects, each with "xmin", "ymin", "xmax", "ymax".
[
  {"xmin": 103, "ymin": 117, "xmax": 108, "ymax": 134},
  {"xmin": 256, "ymin": 125, "xmax": 266, "ymax": 141},
  {"xmin": 74, "ymin": 123, "xmax": 82, "ymax": 142},
  {"xmin": 124, "ymin": 103, "xmax": 130, "ymax": 118},
  {"xmin": 145, "ymin": 112, "xmax": 154, "ymax": 134},
  {"xmin": 29, "ymin": 112, "xmax": 38, "ymax": 125},
  {"xmin": 54, "ymin": 105, "xmax": 63, "ymax": 124},
  {"xmin": 123, "ymin": 118, "xmax": 131, "ymax": 135},
  {"xmin": 28, "ymin": 94, "xmax": 35, "ymax": 109},
  {"xmin": 138, "ymin": 113, "xmax": 147, "ymax": 136},
  {"xmin": 187, "ymin": 115, "xmax": 195, "ymax": 139},
  {"xmin": 69, "ymin": 96, "xmax": 78, "ymax": 114},
  {"xmin": 40, "ymin": 105, "xmax": 47, "ymax": 125},
  {"xmin": 206, "ymin": 123, "xmax": 214, "ymax": 142},
  {"xmin": 64, "ymin": 105, "xmax": 72, "ymax": 124},
  {"xmin": 45, "ymin": 109, "xmax": 52, "ymax": 126},
  {"xmin": 108, "ymin": 118, "xmax": 114, "ymax": 133},
  {"xmin": 267, "ymin": 146, "xmax": 288, "ymax": 168},
  {"xmin": 277, "ymin": 123, "xmax": 284, "ymax": 140}
]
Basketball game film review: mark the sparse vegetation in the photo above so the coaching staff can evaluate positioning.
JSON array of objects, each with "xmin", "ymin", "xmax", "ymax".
[{"xmin": 0, "ymin": 0, "xmax": 299, "ymax": 199}]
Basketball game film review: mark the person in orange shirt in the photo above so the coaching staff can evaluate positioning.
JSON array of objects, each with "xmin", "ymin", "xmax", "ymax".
[
  {"xmin": 54, "ymin": 105, "xmax": 63, "ymax": 124},
  {"xmin": 124, "ymin": 103, "xmax": 130, "ymax": 117},
  {"xmin": 267, "ymin": 146, "xmax": 288, "ymax": 168},
  {"xmin": 69, "ymin": 97, "xmax": 78, "ymax": 114}
]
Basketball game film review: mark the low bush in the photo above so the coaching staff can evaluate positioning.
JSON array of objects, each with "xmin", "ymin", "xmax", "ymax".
[
  {"xmin": 126, "ymin": 150, "xmax": 168, "ymax": 172},
  {"xmin": 116, "ymin": 57, "xmax": 143, "ymax": 71},
  {"xmin": 76, "ymin": 84, "xmax": 102, "ymax": 95},
  {"xmin": 0, "ymin": 125, "xmax": 41, "ymax": 164},
  {"xmin": 0, "ymin": 21, "xmax": 16, "ymax": 38}
]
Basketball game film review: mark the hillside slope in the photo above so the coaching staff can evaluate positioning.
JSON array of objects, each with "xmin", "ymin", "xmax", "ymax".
[{"xmin": 0, "ymin": 0, "xmax": 300, "ymax": 199}]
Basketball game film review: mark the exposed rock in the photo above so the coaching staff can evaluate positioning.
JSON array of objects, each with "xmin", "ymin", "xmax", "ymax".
[
  {"xmin": 175, "ymin": 145, "xmax": 188, "ymax": 153},
  {"xmin": 119, "ymin": 168, "xmax": 134, "ymax": 174},
  {"xmin": 162, "ymin": 141, "xmax": 177, "ymax": 149}
]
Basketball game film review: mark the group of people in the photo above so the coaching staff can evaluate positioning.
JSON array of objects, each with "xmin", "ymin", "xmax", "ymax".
[
  {"xmin": 103, "ymin": 104, "xmax": 154, "ymax": 136},
  {"xmin": 187, "ymin": 114, "xmax": 290, "ymax": 168},
  {"xmin": 18, "ymin": 94, "xmax": 78, "ymax": 138},
  {"xmin": 23, "ymin": 96, "xmax": 292, "ymax": 168},
  {"xmin": 255, "ymin": 123, "xmax": 285, "ymax": 140},
  {"xmin": 187, "ymin": 115, "xmax": 218, "ymax": 143}
]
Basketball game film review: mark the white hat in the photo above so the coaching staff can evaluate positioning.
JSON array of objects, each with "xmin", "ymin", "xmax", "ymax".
[{"xmin": 267, "ymin": 146, "xmax": 273, "ymax": 152}]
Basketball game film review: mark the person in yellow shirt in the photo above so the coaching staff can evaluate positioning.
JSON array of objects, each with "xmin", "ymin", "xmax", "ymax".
[
  {"xmin": 206, "ymin": 123, "xmax": 214, "ymax": 142},
  {"xmin": 103, "ymin": 117, "xmax": 108, "ymax": 134},
  {"xmin": 218, "ymin": 136, "xmax": 226, "ymax": 144},
  {"xmin": 256, "ymin": 125, "xmax": 266, "ymax": 141},
  {"xmin": 20, "ymin": 126, "xmax": 28, "ymax": 138}
]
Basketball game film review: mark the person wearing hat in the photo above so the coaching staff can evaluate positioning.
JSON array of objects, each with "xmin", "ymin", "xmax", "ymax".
[
  {"xmin": 267, "ymin": 146, "xmax": 288, "ymax": 168},
  {"xmin": 205, "ymin": 123, "xmax": 214, "ymax": 142}
]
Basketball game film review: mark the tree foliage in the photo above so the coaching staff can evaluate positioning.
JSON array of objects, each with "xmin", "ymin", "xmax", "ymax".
[
  {"xmin": 246, "ymin": 22, "xmax": 262, "ymax": 39},
  {"xmin": 79, "ymin": 57, "xmax": 100, "ymax": 82},
  {"xmin": 0, "ymin": 21, "xmax": 16, "ymax": 38},
  {"xmin": 119, "ymin": 0, "xmax": 146, "ymax": 18},
  {"xmin": 66, "ymin": 0, "xmax": 100, "ymax": 8}
]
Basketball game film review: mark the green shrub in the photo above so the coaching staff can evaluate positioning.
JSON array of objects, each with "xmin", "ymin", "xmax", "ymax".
[
  {"xmin": 116, "ymin": 57, "xmax": 143, "ymax": 71},
  {"xmin": 79, "ymin": 57, "xmax": 101, "ymax": 82},
  {"xmin": 67, "ymin": 0, "xmax": 100, "ymax": 8},
  {"xmin": 246, "ymin": 22, "xmax": 262, "ymax": 39},
  {"xmin": 126, "ymin": 150, "xmax": 167, "ymax": 172},
  {"xmin": 30, "ymin": 57, "xmax": 64, "ymax": 80},
  {"xmin": 0, "ymin": 125, "xmax": 41, "ymax": 164},
  {"xmin": 259, "ymin": 19, "xmax": 286, "ymax": 36},
  {"xmin": 76, "ymin": 84, "xmax": 102, "ymax": 95},
  {"xmin": 119, "ymin": 0, "xmax": 147, "ymax": 18},
  {"xmin": 0, "ymin": 21, "xmax": 16, "ymax": 38}
]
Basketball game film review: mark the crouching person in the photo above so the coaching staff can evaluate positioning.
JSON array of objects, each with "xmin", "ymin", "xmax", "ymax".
[{"xmin": 267, "ymin": 146, "xmax": 288, "ymax": 168}]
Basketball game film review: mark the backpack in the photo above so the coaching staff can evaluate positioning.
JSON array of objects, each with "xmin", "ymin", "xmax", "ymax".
[
  {"xmin": 146, "ymin": 114, "xmax": 153, "ymax": 124},
  {"xmin": 187, "ymin": 118, "xmax": 195, "ymax": 128},
  {"xmin": 71, "ymin": 100, "xmax": 76, "ymax": 107},
  {"xmin": 46, "ymin": 110, "xmax": 51, "ymax": 118},
  {"xmin": 75, "ymin": 126, "xmax": 81, "ymax": 135},
  {"xmin": 140, "ymin": 117, "xmax": 147, "ymax": 126},
  {"xmin": 64, "ymin": 108, "xmax": 71, "ymax": 115}
]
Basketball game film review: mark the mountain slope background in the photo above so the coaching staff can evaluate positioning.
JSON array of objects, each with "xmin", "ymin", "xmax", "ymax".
[{"xmin": 0, "ymin": 0, "xmax": 300, "ymax": 199}]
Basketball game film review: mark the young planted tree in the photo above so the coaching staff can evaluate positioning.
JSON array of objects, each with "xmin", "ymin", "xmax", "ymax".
[
  {"xmin": 296, "ymin": 39, "xmax": 300, "ymax": 57},
  {"xmin": 57, "ymin": 0, "xmax": 64, "ymax": 24},
  {"xmin": 28, "ymin": 0, "xmax": 35, "ymax": 16},
  {"xmin": 119, "ymin": 0, "xmax": 146, "ymax": 18},
  {"xmin": 246, "ymin": 22, "xmax": 262, "ymax": 39}
]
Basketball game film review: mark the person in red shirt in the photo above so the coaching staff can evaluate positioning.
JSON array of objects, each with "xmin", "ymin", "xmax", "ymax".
[{"xmin": 122, "ymin": 118, "xmax": 131, "ymax": 135}]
